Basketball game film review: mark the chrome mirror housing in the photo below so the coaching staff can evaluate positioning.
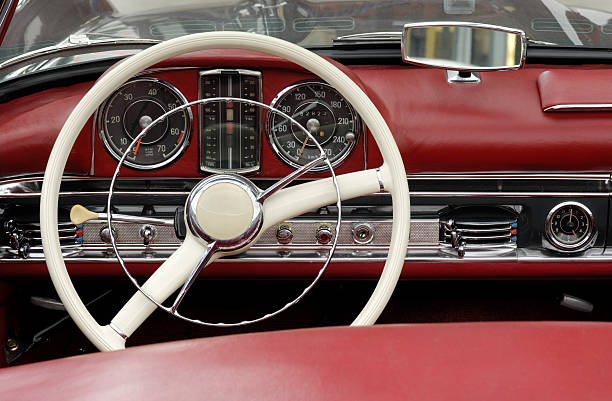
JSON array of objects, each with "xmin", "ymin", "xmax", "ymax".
[{"xmin": 402, "ymin": 22, "xmax": 527, "ymax": 71}]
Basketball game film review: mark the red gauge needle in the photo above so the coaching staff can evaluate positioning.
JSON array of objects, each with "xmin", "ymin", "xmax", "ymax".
[{"xmin": 133, "ymin": 128, "xmax": 144, "ymax": 156}]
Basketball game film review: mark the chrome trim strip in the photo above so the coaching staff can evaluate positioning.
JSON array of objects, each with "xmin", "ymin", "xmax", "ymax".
[
  {"xmin": 0, "ymin": 174, "xmax": 609, "ymax": 198},
  {"xmin": 3, "ymin": 190, "xmax": 607, "ymax": 199},
  {"xmin": 376, "ymin": 192, "xmax": 609, "ymax": 198},
  {"xmin": 6, "ymin": 248, "xmax": 612, "ymax": 264},
  {"xmin": 406, "ymin": 173, "xmax": 611, "ymax": 180},
  {"xmin": 0, "ymin": 0, "xmax": 15, "ymax": 46},
  {"xmin": 0, "ymin": 38, "xmax": 159, "ymax": 71},
  {"xmin": 544, "ymin": 104, "xmax": 612, "ymax": 112}
]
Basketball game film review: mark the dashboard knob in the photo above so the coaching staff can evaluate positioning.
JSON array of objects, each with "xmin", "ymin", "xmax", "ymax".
[
  {"xmin": 315, "ymin": 224, "xmax": 333, "ymax": 245},
  {"xmin": 17, "ymin": 241, "xmax": 30, "ymax": 259},
  {"xmin": 352, "ymin": 222, "xmax": 374, "ymax": 244},
  {"xmin": 276, "ymin": 224, "xmax": 294, "ymax": 244},
  {"xmin": 99, "ymin": 226, "xmax": 116, "ymax": 244},
  {"xmin": 140, "ymin": 225, "xmax": 157, "ymax": 246}
]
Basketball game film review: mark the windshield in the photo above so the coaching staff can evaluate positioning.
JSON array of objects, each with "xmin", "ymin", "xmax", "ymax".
[{"xmin": 3, "ymin": 0, "xmax": 612, "ymax": 63}]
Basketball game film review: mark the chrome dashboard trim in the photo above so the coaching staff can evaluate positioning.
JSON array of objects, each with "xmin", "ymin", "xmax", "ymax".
[
  {"xmin": 0, "ymin": 175, "xmax": 609, "ymax": 198},
  {"xmin": 544, "ymin": 104, "xmax": 612, "ymax": 112},
  {"xmin": 4, "ymin": 246, "xmax": 612, "ymax": 264},
  {"xmin": 0, "ymin": 38, "xmax": 158, "ymax": 71}
]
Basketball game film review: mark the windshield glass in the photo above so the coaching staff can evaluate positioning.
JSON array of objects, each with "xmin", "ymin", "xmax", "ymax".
[{"xmin": 3, "ymin": 0, "xmax": 612, "ymax": 63}]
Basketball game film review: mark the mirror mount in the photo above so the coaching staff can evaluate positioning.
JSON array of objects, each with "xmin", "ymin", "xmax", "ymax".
[{"xmin": 402, "ymin": 22, "xmax": 527, "ymax": 72}]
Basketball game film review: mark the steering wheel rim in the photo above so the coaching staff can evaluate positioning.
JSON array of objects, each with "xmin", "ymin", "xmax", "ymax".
[{"xmin": 40, "ymin": 31, "xmax": 410, "ymax": 351}]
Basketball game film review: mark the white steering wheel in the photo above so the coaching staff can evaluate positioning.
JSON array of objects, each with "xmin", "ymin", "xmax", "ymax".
[{"xmin": 40, "ymin": 32, "xmax": 410, "ymax": 351}]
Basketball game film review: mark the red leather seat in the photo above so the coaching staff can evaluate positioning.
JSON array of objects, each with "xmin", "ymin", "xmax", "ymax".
[{"xmin": 1, "ymin": 322, "xmax": 611, "ymax": 400}]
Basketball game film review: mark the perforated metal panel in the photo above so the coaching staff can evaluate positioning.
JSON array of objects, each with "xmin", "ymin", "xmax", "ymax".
[{"xmin": 82, "ymin": 218, "xmax": 439, "ymax": 247}]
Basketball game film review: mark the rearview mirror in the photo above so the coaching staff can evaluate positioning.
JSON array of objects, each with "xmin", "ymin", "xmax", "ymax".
[{"xmin": 402, "ymin": 22, "xmax": 526, "ymax": 71}]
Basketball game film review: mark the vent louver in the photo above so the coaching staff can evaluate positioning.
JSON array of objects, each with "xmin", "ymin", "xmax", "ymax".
[
  {"xmin": 2, "ymin": 220, "xmax": 81, "ymax": 259},
  {"xmin": 440, "ymin": 207, "xmax": 518, "ymax": 257}
]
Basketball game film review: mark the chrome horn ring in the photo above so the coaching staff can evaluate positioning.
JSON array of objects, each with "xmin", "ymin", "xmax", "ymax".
[{"xmin": 107, "ymin": 97, "xmax": 342, "ymax": 326}]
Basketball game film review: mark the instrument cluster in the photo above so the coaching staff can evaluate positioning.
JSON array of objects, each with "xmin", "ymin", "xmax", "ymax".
[{"xmin": 96, "ymin": 70, "xmax": 362, "ymax": 173}]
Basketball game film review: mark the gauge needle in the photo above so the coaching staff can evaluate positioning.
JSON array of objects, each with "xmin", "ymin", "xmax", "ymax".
[
  {"xmin": 297, "ymin": 136, "xmax": 309, "ymax": 157},
  {"xmin": 569, "ymin": 208, "xmax": 573, "ymax": 221},
  {"xmin": 133, "ymin": 128, "xmax": 144, "ymax": 156}
]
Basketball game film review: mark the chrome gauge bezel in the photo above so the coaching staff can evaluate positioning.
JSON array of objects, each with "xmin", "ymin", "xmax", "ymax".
[
  {"xmin": 266, "ymin": 81, "xmax": 361, "ymax": 172},
  {"xmin": 545, "ymin": 201, "xmax": 596, "ymax": 252},
  {"xmin": 97, "ymin": 77, "xmax": 193, "ymax": 170}
]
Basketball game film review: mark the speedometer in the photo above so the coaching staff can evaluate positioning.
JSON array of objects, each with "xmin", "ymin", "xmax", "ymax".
[
  {"xmin": 267, "ymin": 82, "xmax": 360, "ymax": 171},
  {"xmin": 98, "ymin": 77, "xmax": 192, "ymax": 170}
]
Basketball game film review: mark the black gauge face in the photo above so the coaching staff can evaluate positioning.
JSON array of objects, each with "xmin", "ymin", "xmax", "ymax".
[
  {"xmin": 99, "ymin": 78, "xmax": 192, "ymax": 169},
  {"xmin": 267, "ymin": 82, "xmax": 359, "ymax": 171},
  {"xmin": 546, "ymin": 202, "xmax": 594, "ymax": 250}
]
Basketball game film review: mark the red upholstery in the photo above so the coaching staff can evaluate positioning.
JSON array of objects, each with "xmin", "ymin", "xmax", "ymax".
[
  {"xmin": 1, "ymin": 322, "xmax": 611, "ymax": 400},
  {"xmin": 538, "ymin": 69, "xmax": 612, "ymax": 111}
]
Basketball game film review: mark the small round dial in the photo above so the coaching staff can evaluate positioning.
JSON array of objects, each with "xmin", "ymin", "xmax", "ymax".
[
  {"xmin": 545, "ymin": 202, "xmax": 595, "ymax": 251},
  {"xmin": 267, "ymin": 82, "xmax": 359, "ymax": 171},
  {"xmin": 98, "ymin": 78, "xmax": 192, "ymax": 169}
]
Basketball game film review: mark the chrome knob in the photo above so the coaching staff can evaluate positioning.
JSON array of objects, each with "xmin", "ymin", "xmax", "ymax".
[
  {"xmin": 9, "ymin": 232, "xmax": 22, "ymax": 249},
  {"xmin": 17, "ymin": 241, "xmax": 30, "ymax": 259},
  {"xmin": 315, "ymin": 224, "xmax": 333, "ymax": 245},
  {"xmin": 99, "ymin": 226, "xmax": 116, "ymax": 244},
  {"xmin": 276, "ymin": 224, "xmax": 294, "ymax": 244},
  {"xmin": 3, "ymin": 219, "xmax": 16, "ymax": 234},
  {"xmin": 352, "ymin": 223, "xmax": 374, "ymax": 244},
  {"xmin": 140, "ymin": 225, "xmax": 157, "ymax": 246}
]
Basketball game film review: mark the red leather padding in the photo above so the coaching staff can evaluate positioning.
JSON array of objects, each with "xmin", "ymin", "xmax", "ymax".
[
  {"xmin": 538, "ymin": 69, "xmax": 612, "ymax": 111},
  {"xmin": 1, "ymin": 322, "xmax": 611, "ymax": 400}
]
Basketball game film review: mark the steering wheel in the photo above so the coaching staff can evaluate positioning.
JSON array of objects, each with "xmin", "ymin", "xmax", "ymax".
[{"xmin": 40, "ymin": 32, "xmax": 410, "ymax": 351}]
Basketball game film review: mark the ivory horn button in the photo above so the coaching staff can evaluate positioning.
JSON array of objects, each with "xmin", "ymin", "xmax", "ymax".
[{"xmin": 196, "ymin": 183, "xmax": 254, "ymax": 240}]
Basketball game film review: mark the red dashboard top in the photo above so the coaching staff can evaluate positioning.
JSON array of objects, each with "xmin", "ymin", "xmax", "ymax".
[{"xmin": 1, "ymin": 50, "xmax": 612, "ymax": 178}]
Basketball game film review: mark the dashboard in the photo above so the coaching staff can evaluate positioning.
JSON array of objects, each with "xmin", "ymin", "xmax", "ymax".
[{"xmin": 1, "ymin": 50, "xmax": 612, "ymax": 279}]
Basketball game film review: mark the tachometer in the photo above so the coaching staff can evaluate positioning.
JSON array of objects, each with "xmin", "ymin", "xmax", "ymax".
[
  {"xmin": 98, "ymin": 78, "xmax": 192, "ymax": 169},
  {"xmin": 267, "ymin": 82, "xmax": 359, "ymax": 171}
]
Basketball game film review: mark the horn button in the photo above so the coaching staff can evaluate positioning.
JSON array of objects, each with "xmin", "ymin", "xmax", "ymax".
[{"xmin": 186, "ymin": 175, "xmax": 263, "ymax": 250}]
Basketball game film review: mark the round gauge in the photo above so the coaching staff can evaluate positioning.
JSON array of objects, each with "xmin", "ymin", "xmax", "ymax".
[
  {"xmin": 545, "ymin": 202, "xmax": 595, "ymax": 251},
  {"xmin": 267, "ymin": 82, "xmax": 360, "ymax": 171},
  {"xmin": 98, "ymin": 78, "xmax": 192, "ymax": 169}
]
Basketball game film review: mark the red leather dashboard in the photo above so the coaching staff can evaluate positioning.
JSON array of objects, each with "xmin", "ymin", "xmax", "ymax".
[
  {"xmin": 1, "ymin": 322, "xmax": 611, "ymax": 401},
  {"xmin": 2, "ymin": 51, "xmax": 612, "ymax": 178},
  {"xmin": 2, "ymin": 51, "xmax": 612, "ymax": 279}
]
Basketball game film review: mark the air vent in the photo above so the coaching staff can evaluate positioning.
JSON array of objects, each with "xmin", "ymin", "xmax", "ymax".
[
  {"xmin": 2, "ymin": 220, "xmax": 81, "ymax": 259},
  {"xmin": 440, "ymin": 206, "xmax": 518, "ymax": 257}
]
